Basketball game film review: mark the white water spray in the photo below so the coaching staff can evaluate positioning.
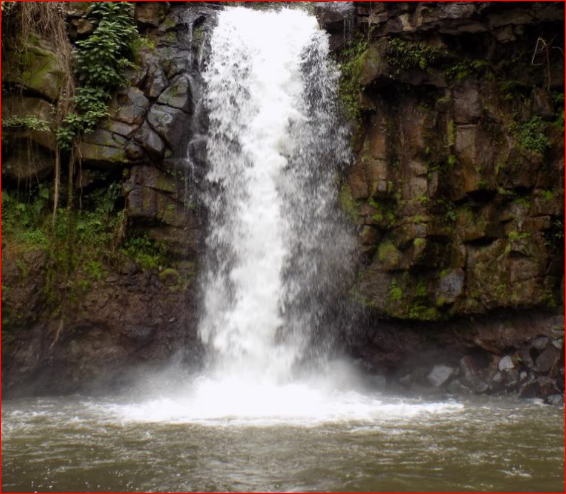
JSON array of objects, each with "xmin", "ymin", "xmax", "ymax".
[
  {"xmin": 200, "ymin": 7, "xmax": 354, "ymax": 382},
  {"xmin": 108, "ymin": 7, "xmax": 462, "ymax": 425}
]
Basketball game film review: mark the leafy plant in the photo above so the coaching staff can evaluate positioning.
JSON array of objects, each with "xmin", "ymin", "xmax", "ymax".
[
  {"xmin": 56, "ymin": 1, "xmax": 138, "ymax": 150},
  {"xmin": 386, "ymin": 38, "xmax": 446, "ymax": 71},
  {"xmin": 2, "ymin": 115, "xmax": 50, "ymax": 132},
  {"xmin": 511, "ymin": 116, "xmax": 550, "ymax": 154},
  {"xmin": 121, "ymin": 234, "xmax": 166, "ymax": 270}
]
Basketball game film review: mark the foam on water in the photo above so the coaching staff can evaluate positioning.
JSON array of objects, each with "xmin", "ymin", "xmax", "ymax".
[{"xmin": 106, "ymin": 377, "xmax": 464, "ymax": 427}]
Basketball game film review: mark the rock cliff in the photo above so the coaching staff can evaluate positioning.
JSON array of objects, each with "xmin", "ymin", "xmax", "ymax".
[{"xmin": 1, "ymin": 1, "xmax": 564, "ymax": 399}]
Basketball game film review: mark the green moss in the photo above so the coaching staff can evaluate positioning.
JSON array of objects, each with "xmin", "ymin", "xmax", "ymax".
[
  {"xmin": 337, "ymin": 37, "xmax": 369, "ymax": 120},
  {"xmin": 415, "ymin": 279, "xmax": 428, "ymax": 298},
  {"xmin": 413, "ymin": 238, "xmax": 426, "ymax": 248},
  {"xmin": 388, "ymin": 279, "xmax": 403, "ymax": 302},
  {"xmin": 408, "ymin": 305, "xmax": 441, "ymax": 321},
  {"xmin": 447, "ymin": 120, "xmax": 455, "ymax": 148},
  {"xmin": 508, "ymin": 230, "xmax": 530, "ymax": 242},
  {"xmin": 339, "ymin": 184, "xmax": 360, "ymax": 222},
  {"xmin": 540, "ymin": 189, "xmax": 554, "ymax": 201},
  {"xmin": 378, "ymin": 241, "xmax": 401, "ymax": 266}
]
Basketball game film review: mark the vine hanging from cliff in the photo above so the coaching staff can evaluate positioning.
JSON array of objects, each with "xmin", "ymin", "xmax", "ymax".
[{"xmin": 56, "ymin": 2, "xmax": 138, "ymax": 151}]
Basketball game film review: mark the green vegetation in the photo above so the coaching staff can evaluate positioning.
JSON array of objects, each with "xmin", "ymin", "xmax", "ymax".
[
  {"xmin": 508, "ymin": 230, "xmax": 530, "ymax": 242},
  {"xmin": 339, "ymin": 184, "xmax": 360, "ymax": 222},
  {"xmin": 444, "ymin": 59, "xmax": 489, "ymax": 82},
  {"xmin": 337, "ymin": 37, "xmax": 368, "ymax": 120},
  {"xmin": 388, "ymin": 279, "xmax": 403, "ymax": 302},
  {"xmin": 1, "ymin": 115, "xmax": 50, "ymax": 132},
  {"xmin": 511, "ymin": 116, "xmax": 550, "ymax": 154},
  {"xmin": 57, "ymin": 2, "xmax": 138, "ymax": 150},
  {"xmin": 121, "ymin": 235, "xmax": 167, "ymax": 271},
  {"xmin": 386, "ymin": 38, "xmax": 446, "ymax": 71}
]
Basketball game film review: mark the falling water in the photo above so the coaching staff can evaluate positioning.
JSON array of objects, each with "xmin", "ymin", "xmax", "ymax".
[
  {"xmin": 200, "ymin": 7, "xmax": 355, "ymax": 382},
  {"xmin": 88, "ymin": 6, "xmax": 463, "ymax": 424}
]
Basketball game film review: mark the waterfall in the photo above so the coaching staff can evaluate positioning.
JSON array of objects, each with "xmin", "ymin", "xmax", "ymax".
[{"xmin": 199, "ymin": 7, "xmax": 354, "ymax": 383}]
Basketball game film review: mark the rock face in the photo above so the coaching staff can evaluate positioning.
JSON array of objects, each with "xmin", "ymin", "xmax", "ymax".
[
  {"xmin": 2, "ymin": 2, "xmax": 564, "ymax": 401},
  {"xmin": 335, "ymin": 1, "xmax": 564, "ymax": 323},
  {"xmin": 1, "ymin": 2, "xmax": 217, "ymax": 396}
]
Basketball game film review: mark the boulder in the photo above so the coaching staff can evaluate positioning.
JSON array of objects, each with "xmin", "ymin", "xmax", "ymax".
[
  {"xmin": 2, "ymin": 38, "xmax": 66, "ymax": 101},
  {"xmin": 147, "ymin": 103, "xmax": 191, "ymax": 154},
  {"xmin": 157, "ymin": 75, "xmax": 192, "ymax": 112},
  {"xmin": 436, "ymin": 269, "xmax": 465, "ymax": 305},
  {"xmin": 78, "ymin": 129, "xmax": 128, "ymax": 168},
  {"xmin": 2, "ymin": 97, "xmax": 56, "ymax": 151},
  {"xmin": 498, "ymin": 355, "xmax": 515, "ymax": 372},
  {"xmin": 532, "ymin": 336, "xmax": 550, "ymax": 351},
  {"xmin": 1, "ymin": 144, "xmax": 54, "ymax": 182},
  {"xmin": 459, "ymin": 355, "xmax": 489, "ymax": 393},
  {"xmin": 133, "ymin": 123, "xmax": 165, "ymax": 161},
  {"xmin": 135, "ymin": 1, "xmax": 170, "ymax": 27},
  {"xmin": 145, "ymin": 66, "xmax": 168, "ymax": 100},
  {"xmin": 536, "ymin": 345, "xmax": 561, "ymax": 374},
  {"xmin": 109, "ymin": 87, "xmax": 150, "ymax": 126},
  {"xmin": 427, "ymin": 364, "xmax": 455, "ymax": 388}
]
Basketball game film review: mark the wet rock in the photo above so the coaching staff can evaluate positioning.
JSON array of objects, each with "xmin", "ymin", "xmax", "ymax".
[
  {"xmin": 454, "ymin": 124, "xmax": 496, "ymax": 193},
  {"xmin": 78, "ymin": 129, "xmax": 128, "ymax": 168},
  {"xmin": 3, "ymin": 38, "xmax": 65, "ymax": 101},
  {"xmin": 447, "ymin": 378, "xmax": 473, "ymax": 395},
  {"xmin": 544, "ymin": 394, "xmax": 565, "ymax": 406},
  {"xmin": 436, "ymin": 269, "xmax": 465, "ymax": 305},
  {"xmin": 135, "ymin": 1, "xmax": 170, "ymax": 27},
  {"xmin": 109, "ymin": 87, "xmax": 150, "ymax": 126},
  {"xmin": 518, "ymin": 349, "xmax": 536, "ymax": 369},
  {"xmin": 536, "ymin": 345, "xmax": 561, "ymax": 374},
  {"xmin": 145, "ymin": 66, "xmax": 169, "ymax": 100},
  {"xmin": 125, "ymin": 166, "xmax": 177, "ymax": 196},
  {"xmin": 157, "ymin": 75, "xmax": 192, "ymax": 112},
  {"xmin": 531, "ymin": 88, "xmax": 554, "ymax": 120},
  {"xmin": 133, "ymin": 123, "xmax": 165, "ymax": 161},
  {"xmin": 532, "ymin": 336, "xmax": 550, "ymax": 351},
  {"xmin": 314, "ymin": 1, "xmax": 356, "ymax": 33},
  {"xmin": 125, "ymin": 185, "xmax": 186, "ymax": 230},
  {"xmin": 453, "ymin": 80, "xmax": 481, "ymax": 124},
  {"xmin": 123, "ymin": 325, "xmax": 155, "ymax": 345},
  {"xmin": 1, "ymin": 144, "xmax": 54, "ymax": 182},
  {"xmin": 519, "ymin": 376, "xmax": 560, "ymax": 399},
  {"xmin": 498, "ymin": 356, "xmax": 515, "ymax": 372},
  {"xmin": 427, "ymin": 365, "xmax": 455, "ymax": 388},
  {"xmin": 147, "ymin": 103, "xmax": 191, "ymax": 154},
  {"xmin": 459, "ymin": 355, "xmax": 489, "ymax": 392}
]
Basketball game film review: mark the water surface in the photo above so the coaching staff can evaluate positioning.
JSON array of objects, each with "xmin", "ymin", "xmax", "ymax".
[{"xmin": 2, "ymin": 392, "xmax": 563, "ymax": 493}]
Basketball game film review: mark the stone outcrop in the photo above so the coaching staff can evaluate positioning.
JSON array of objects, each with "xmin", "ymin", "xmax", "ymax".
[
  {"xmin": 2, "ymin": 2, "xmax": 564, "ymax": 401},
  {"xmin": 1, "ymin": 2, "xmax": 217, "ymax": 396},
  {"xmin": 328, "ymin": 1, "xmax": 565, "ymax": 322}
]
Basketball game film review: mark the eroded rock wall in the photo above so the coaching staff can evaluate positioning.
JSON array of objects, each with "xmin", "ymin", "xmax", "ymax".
[
  {"xmin": 318, "ymin": 1, "xmax": 565, "ymax": 321},
  {"xmin": 317, "ymin": 1, "xmax": 565, "ymax": 401},
  {"xmin": 1, "ymin": 2, "xmax": 217, "ymax": 395}
]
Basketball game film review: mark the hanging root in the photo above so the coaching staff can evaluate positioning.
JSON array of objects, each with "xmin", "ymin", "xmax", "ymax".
[{"xmin": 6, "ymin": 2, "xmax": 76, "ymax": 223}]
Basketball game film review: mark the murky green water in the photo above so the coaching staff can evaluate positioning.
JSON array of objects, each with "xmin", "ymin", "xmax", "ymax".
[{"xmin": 2, "ymin": 394, "xmax": 564, "ymax": 493}]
